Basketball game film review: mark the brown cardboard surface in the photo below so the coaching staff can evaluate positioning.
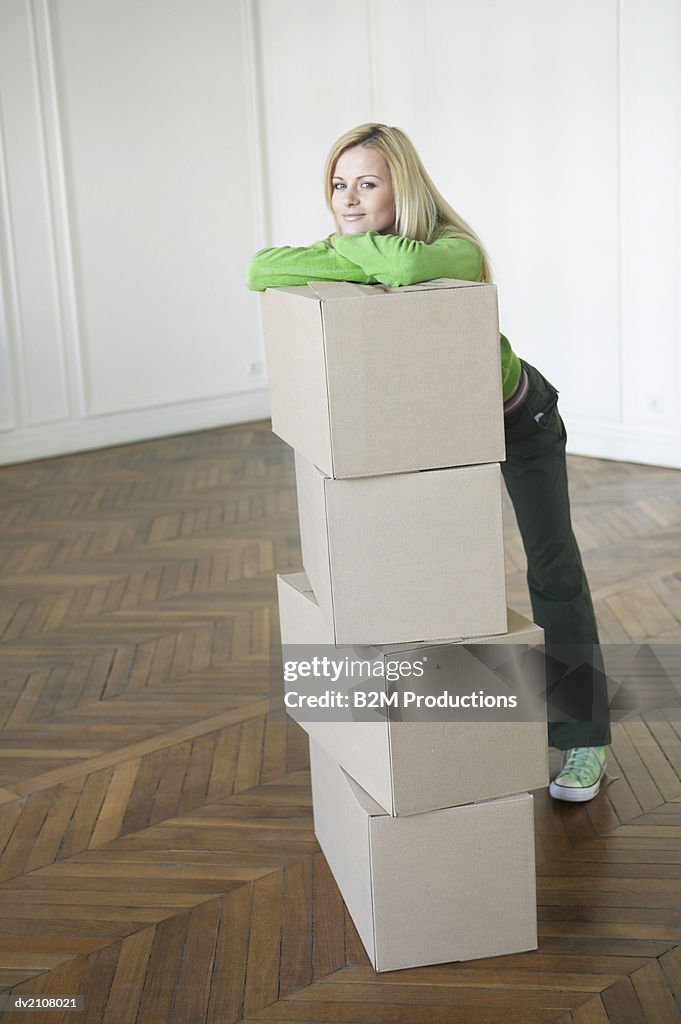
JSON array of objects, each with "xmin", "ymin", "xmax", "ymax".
[
  {"xmin": 278, "ymin": 571, "xmax": 536, "ymax": 649},
  {"xmin": 261, "ymin": 279, "xmax": 505, "ymax": 478},
  {"xmin": 260, "ymin": 286, "xmax": 333, "ymax": 475},
  {"xmin": 277, "ymin": 572, "xmax": 549, "ymax": 815},
  {"xmin": 310, "ymin": 740, "xmax": 537, "ymax": 972},
  {"xmin": 294, "ymin": 453, "xmax": 507, "ymax": 644}
]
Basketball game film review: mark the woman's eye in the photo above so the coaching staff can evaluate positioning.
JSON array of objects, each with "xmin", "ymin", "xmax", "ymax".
[
  {"xmin": 333, "ymin": 183, "xmax": 346, "ymax": 190},
  {"xmin": 360, "ymin": 181, "xmax": 376, "ymax": 189}
]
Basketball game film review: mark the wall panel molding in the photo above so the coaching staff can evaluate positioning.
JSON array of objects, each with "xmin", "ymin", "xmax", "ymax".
[
  {"xmin": 241, "ymin": 0, "xmax": 271, "ymax": 250},
  {"xmin": 0, "ymin": 97, "xmax": 22, "ymax": 432},
  {"xmin": 364, "ymin": 0, "xmax": 376, "ymax": 122},
  {"xmin": 26, "ymin": 0, "xmax": 73, "ymax": 423},
  {"xmin": 33, "ymin": 0, "xmax": 86, "ymax": 419},
  {"xmin": 240, "ymin": 0, "xmax": 268, "ymax": 378},
  {"xmin": 21, "ymin": 0, "xmax": 70, "ymax": 425}
]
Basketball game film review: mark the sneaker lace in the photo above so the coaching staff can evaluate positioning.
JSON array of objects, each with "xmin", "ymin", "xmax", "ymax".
[{"xmin": 561, "ymin": 747, "xmax": 602, "ymax": 783}]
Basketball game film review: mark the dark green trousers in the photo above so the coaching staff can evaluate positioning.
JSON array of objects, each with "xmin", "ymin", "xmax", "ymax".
[{"xmin": 501, "ymin": 361, "xmax": 611, "ymax": 750}]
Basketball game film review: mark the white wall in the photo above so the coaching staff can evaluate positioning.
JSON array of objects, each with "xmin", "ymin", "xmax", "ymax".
[{"xmin": 1, "ymin": 0, "xmax": 680, "ymax": 467}]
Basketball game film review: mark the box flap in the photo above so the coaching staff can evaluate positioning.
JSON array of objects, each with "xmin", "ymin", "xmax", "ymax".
[
  {"xmin": 279, "ymin": 571, "xmax": 314, "ymax": 596},
  {"xmin": 394, "ymin": 277, "xmax": 487, "ymax": 293},
  {"xmin": 307, "ymin": 278, "xmax": 486, "ymax": 301},
  {"xmin": 277, "ymin": 573, "xmax": 335, "ymax": 646},
  {"xmin": 378, "ymin": 607, "xmax": 542, "ymax": 654},
  {"xmin": 342, "ymin": 766, "xmax": 390, "ymax": 817},
  {"xmin": 293, "ymin": 451, "xmax": 336, "ymax": 636},
  {"xmin": 264, "ymin": 284, "xmax": 321, "ymax": 299},
  {"xmin": 505, "ymin": 608, "xmax": 543, "ymax": 638},
  {"xmin": 307, "ymin": 281, "xmax": 387, "ymax": 300}
]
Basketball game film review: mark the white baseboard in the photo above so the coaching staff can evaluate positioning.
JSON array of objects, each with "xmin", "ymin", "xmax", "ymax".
[
  {"xmin": 0, "ymin": 388, "xmax": 271, "ymax": 466},
  {"xmin": 565, "ymin": 417, "xmax": 681, "ymax": 470}
]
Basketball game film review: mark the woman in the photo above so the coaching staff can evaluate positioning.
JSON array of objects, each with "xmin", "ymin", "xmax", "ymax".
[{"xmin": 246, "ymin": 123, "xmax": 611, "ymax": 802}]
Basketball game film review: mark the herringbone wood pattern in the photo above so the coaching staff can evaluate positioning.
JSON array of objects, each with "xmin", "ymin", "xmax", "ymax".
[{"xmin": 1, "ymin": 421, "xmax": 681, "ymax": 1023}]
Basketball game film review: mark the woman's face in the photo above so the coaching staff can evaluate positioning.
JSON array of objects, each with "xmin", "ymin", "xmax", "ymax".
[{"xmin": 331, "ymin": 145, "xmax": 396, "ymax": 236}]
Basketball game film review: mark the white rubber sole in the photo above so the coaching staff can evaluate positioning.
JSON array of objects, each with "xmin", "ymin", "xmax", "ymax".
[{"xmin": 549, "ymin": 766, "xmax": 606, "ymax": 803}]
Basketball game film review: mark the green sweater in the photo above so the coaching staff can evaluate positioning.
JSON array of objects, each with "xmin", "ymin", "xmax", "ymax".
[{"xmin": 245, "ymin": 232, "xmax": 521, "ymax": 401}]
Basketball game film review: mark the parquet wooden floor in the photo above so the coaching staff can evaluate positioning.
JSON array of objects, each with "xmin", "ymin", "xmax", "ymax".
[{"xmin": 1, "ymin": 420, "xmax": 681, "ymax": 1023}]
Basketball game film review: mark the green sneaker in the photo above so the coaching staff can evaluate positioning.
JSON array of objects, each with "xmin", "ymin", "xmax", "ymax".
[{"xmin": 549, "ymin": 746, "xmax": 607, "ymax": 802}]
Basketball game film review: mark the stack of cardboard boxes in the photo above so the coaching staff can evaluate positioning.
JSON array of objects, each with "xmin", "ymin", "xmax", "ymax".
[{"xmin": 261, "ymin": 278, "xmax": 549, "ymax": 972}]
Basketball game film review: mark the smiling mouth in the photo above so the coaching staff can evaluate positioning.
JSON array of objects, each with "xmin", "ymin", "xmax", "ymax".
[{"xmin": 343, "ymin": 214, "xmax": 364, "ymax": 219}]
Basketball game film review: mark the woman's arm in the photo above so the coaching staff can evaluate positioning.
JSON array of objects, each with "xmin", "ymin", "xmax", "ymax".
[
  {"xmin": 245, "ymin": 238, "xmax": 375, "ymax": 291},
  {"xmin": 329, "ymin": 232, "xmax": 483, "ymax": 287},
  {"xmin": 245, "ymin": 232, "xmax": 483, "ymax": 291}
]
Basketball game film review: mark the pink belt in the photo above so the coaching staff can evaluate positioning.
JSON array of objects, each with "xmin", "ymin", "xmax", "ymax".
[{"xmin": 503, "ymin": 367, "xmax": 529, "ymax": 417}]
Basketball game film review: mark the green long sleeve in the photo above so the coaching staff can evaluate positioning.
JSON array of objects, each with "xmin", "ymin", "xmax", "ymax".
[
  {"xmin": 245, "ymin": 238, "xmax": 375, "ymax": 291},
  {"xmin": 329, "ymin": 232, "xmax": 483, "ymax": 287},
  {"xmin": 244, "ymin": 232, "xmax": 482, "ymax": 291}
]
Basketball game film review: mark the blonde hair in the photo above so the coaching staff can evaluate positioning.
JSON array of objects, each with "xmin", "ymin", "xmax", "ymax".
[{"xmin": 324, "ymin": 123, "xmax": 492, "ymax": 283}]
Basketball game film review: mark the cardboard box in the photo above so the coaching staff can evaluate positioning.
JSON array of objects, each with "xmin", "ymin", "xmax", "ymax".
[
  {"xmin": 261, "ymin": 279, "xmax": 504, "ymax": 478},
  {"xmin": 310, "ymin": 740, "xmax": 537, "ymax": 972},
  {"xmin": 295, "ymin": 452, "xmax": 507, "ymax": 645},
  {"xmin": 278, "ymin": 571, "xmax": 548, "ymax": 814}
]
